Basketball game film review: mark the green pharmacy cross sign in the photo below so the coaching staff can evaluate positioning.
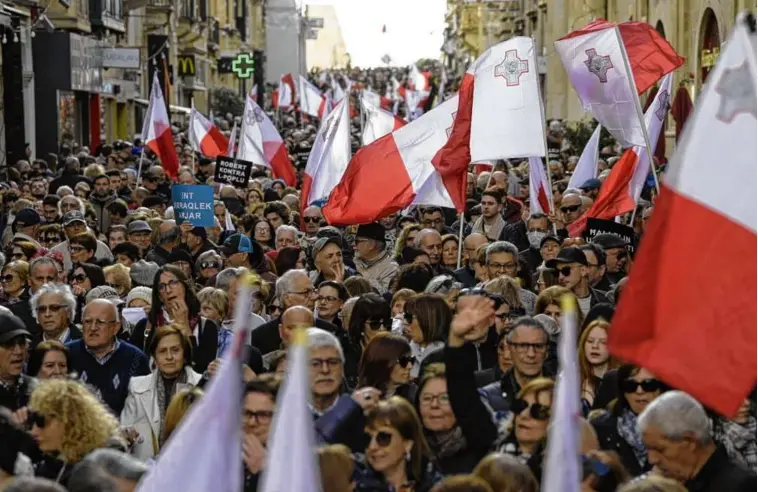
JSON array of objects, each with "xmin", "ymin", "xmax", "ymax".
[{"xmin": 232, "ymin": 53, "xmax": 255, "ymax": 79}]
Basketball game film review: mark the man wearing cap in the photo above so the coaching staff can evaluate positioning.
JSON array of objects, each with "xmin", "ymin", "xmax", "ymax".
[
  {"xmin": 353, "ymin": 222, "xmax": 398, "ymax": 293},
  {"xmin": 185, "ymin": 226, "xmax": 214, "ymax": 263},
  {"xmin": 29, "ymin": 283, "xmax": 81, "ymax": 350},
  {"xmin": 0, "ymin": 310, "xmax": 34, "ymax": 411},
  {"xmin": 579, "ymin": 178, "xmax": 602, "ymax": 201},
  {"xmin": 310, "ymin": 236, "xmax": 358, "ymax": 287},
  {"xmin": 127, "ymin": 220, "xmax": 152, "ymax": 256},
  {"xmin": 51, "ymin": 211, "xmax": 113, "ymax": 272},
  {"xmin": 546, "ymin": 246, "xmax": 611, "ymax": 316},
  {"xmin": 591, "ymin": 233, "xmax": 630, "ymax": 286},
  {"xmin": 145, "ymin": 220, "xmax": 180, "ymax": 266},
  {"xmin": 11, "ymin": 209, "xmax": 41, "ymax": 247},
  {"xmin": 221, "ymin": 233, "xmax": 276, "ymax": 283}
]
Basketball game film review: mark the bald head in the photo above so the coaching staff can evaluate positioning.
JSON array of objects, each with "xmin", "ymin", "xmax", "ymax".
[
  {"xmin": 158, "ymin": 220, "xmax": 179, "ymax": 246},
  {"xmin": 463, "ymin": 233, "xmax": 488, "ymax": 264},
  {"xmin": 279, "ymin": 306, "xmax": 314, "ymax": 346}
]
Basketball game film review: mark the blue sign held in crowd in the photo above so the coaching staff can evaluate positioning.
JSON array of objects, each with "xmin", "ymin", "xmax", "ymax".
[{"xmin": 172, "ymin": 185, "xmax": 214, "ymax": 227}]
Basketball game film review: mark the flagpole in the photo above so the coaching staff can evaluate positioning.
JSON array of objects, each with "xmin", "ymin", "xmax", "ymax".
[
  {"xmin": 614, "ymin": 26, "xmax": 660, "ymax": 195},
  {"xmin": 456, "ymin": 211, "xmax": 464, "ymax": 269},
  {"xmin": 594, "ymin": 124, "xmax": 602, "ymax": 174},
  {"xmin": 135, "ymin": 148, "xmax": 145, "ymax": 189},
  {"xmin": 190, "ymin": 96, "xmax": 196, "ymax": 175}
]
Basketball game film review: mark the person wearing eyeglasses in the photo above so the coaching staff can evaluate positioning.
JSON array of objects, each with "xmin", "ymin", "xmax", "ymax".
[
  {"xmin": 590, "ymin": 364, "xmax": 668, "ymax": 477},
  {"xmin": 29, "ymin": 284, "xmax": 81, "ymax": 350},
  {"xmin": 241, "ymin": 376, "xmax": 281, "ymax": 492},
  {"xmin": 552, "ymin": 192, "xmax": 583, "ymax": 231},
  {"xmin": 0, "ymin": 261, "xmax": 29, "ymax": 308},
  {"xmin": 68, "ymin": 232, "xmax": 98, "ymax": 266},
  {"xmin": 195, "ymin": 250, "xmax": 223, "ymax": 285},
  {"xmin": 344, "ymin": 293, "xmax": 392, "ymax": 385},
  {"xmin": 419, "ymin": 207, "xmax": 452, "ymax": 235},
  {"xmin": 66, "ymin": 299, "xmax": 149, "ymax": 414},
  {"xmin": 302, "ymin": 205, "xmax": 324, "ymax": 239},
  {"xmin": 6, "ymin": 241, "xmax": 38, "ymax": 264},
  {"xmin": 546, "ymin": 247, "xmax": 612, "ymax": 317},
  {"xmin": 484, "ymin": 241, "xmax": 538, "ymax": 314},
  {"xmin": 29, "ymin": 378, "xmax": 121, "ymax": 486},
  {"xmin": 120, "ymin": 326, "xmax": 202, "ymax": 461},
  {"xmin": 353, "ymin": 222, "xmax": 399, "ymax": 294},
  {"xmin": 317, "ymin": 280, "xmax": 348, "ymax": 329}
]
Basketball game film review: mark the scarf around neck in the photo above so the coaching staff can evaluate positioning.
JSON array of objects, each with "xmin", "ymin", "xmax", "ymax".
[
  {"xmin": 426, "ymin": 426, "xmax": 467, "ymax": 459},
  {"xmin": 617, "ymin": 408, "xmax": 648, "ymax": 467},
  {"xmin": 157, "ymin": 369, "xmax": 188, "ymax": 445},
  {"xmin": 473, "ymin": 214, "xmax": 506, "ymax": 241}
]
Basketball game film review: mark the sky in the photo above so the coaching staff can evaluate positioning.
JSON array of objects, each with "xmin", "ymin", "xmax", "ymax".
[{"xmin": 304, "ymin": 0, "xmax": 447, "ymax": 67}]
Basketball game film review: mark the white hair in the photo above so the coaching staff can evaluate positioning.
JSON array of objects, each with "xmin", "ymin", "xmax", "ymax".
[
  {"xmin": 275, "ymin": 268, "xmax": 308, "ymax": 303},
  {"xmin": 59, "ymin": 195, "xmax": 85, "ymax": 215},
  {"xmin": 215, "ymin": 266, "xmax": 247, "ymax": 290},
  {"xmin": 276, "ymin": 225, "xmax": 299, "ymax": 242},
  {"xmin": 637, "ymin": 391, "xmax": 712, "ymax": 445},
  {"xmin": 414, "ymin": 228, "xmax": 441, "ymax": 248},
  {"xmin": 30, "ymin": 283, "xmax": 77, "ymax": 323},
  {"xmin": 485, "ymin": 241, "xmax": 519, "ymax": 264},
  {"xmin": 306, "ymin": 327, "xmax": 344, "ymax": 362},
  {"xmin": 56, "ymin": 185, "xmax": 74, "ymax": 198},
  {"xmin": 164, "ymin": 206, "xmax": 175, "ymax": 219}
]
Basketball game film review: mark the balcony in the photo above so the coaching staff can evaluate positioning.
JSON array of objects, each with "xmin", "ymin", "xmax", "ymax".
[
  {"xmin": 47, "ymin": 0, "xmax": 91, "ymax": 33},
  {"xmin": 145, "ymin": 0, "xmax": 172, "ymax": 13},
  {"xmin": 90, "ymin": 0, "xmax": 125, "ymax": 33}
]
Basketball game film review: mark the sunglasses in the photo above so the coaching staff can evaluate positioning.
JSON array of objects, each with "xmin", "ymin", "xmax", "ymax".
[
  {"xmin": 200, "ymin": 262, "xmax": 221, "ymax": 270},
  {"xmin": 303, "ymin": 217, "xmax": 321, "ymax": 223},
  {"xmin": 403, "ymin": 311, "xmax": 414, "ymax": 324},
  {"xmin": 560, "ymin": 204, "xmax": 581, "ymax": 213},
  {"xmin": 366, "ymin": 318, "xmax": 390, "ymax": 330},
  {"xmin": 511, "ymin": 399, "xmax": 551, "ymax": 420},
  {"xmin": 621, "ymin": 378, "xmax": 662, "ymax": 394},
  {"xmin": 71, "ymin": 274, "xmax": 87, "ymax": 283},
  {"xmin": 556, "ymin": 266, "xmax": 574, "ymax": 277},
  {"xmin": 397, "ymin": 355, "xmax": 416, "ymax": 368},
  {"xmin": 0, "ymin": 274, "xmax": 15, "ymax": 283},
  {"xmin": 36, "ymin": 304, "xmax": 65, "ymax": 314},
  {"xmin": 369, "ymin": 430, "xmax": 394, "ymax": 448},
  {"xmin": 29, "ymin": 411, "xmax": 47, "ymax": 428}
]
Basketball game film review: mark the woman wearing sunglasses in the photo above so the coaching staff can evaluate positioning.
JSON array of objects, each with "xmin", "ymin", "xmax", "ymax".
[
  {"xmin": 195, "ymin": 250, "xmax": 223, "ymax": 286},
  {"xmin": 6, "ymin": 240, "xmax": 38, "ymax": 263},
  {"xmin": 497, "ymin": 378, "xmax": 555, "ymax": 465},
  {"xmin": 29, "ymin": 379, "xmax": 120, "ymax": 486},
  {"xmin": 68, "ymin": 263, "xmax": 105, "ymax": 323},
  {"xmin": 358, "ymin": 333, "xmax": 417, "ymax": 402},
  {"xmin": 402, "ymin": 294, "xmax": 450, "ymax": 378},
  {"xmin": 590, "ymin": 364, "xmax": 667, "ymax": 476},
  {"xmin": 0, "ymin": 260, "xmax": 29, "ymax": 307},
  {"xmin": 345, "ymin": 293, "xmax": 392, "ymax": 387},
  {"xmin": 38, "ymin": 224, "xmax": 67, "ymax": 249},
  {"xmin": 354, "ymin": 396, "xmax": 442, "ymax": 492}
]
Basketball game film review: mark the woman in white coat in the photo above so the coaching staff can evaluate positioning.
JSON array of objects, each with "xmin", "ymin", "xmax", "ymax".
[{"xmin": 120, "ymin": 325, "xmax": 202, "ymax": 460}]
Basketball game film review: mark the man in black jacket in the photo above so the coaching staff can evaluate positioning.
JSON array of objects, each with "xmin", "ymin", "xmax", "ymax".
[
  {"xmin": 0, "ymin": 312, "xmax": 34, "ymax": 412},
  {"xmin": 454, "ymin": 233, "xmax": 488, "ymax": 288},
  {"xmin": 547, "ymin": 246, "xmax": 612, "ymax": 316},
  {"xmin": 639, "ymin": 391, "xmax": 756, "ymax": 491}
]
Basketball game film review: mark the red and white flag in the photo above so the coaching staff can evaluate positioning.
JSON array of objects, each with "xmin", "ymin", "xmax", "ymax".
[
  {"xmin": 300, "ymin": 98, "xmax": 351, "ymax": 210},
  {"xmin": 568, "ymin": 73, "xmax": 674, "ymax": 236},
  {"xmin": 251, "ymin": 84, "xmax": 258, "ymax": 102},
  {"xmin": 323, "ymin": 96, "xmax": 462, "ymax": 226},
  {"xmin": 409, "ymin": 63, "xmax": 430, "ymax": 91},
  {"xmin": 299, "ymin": 75, "xmax": 328, "ymax": 119},
  {"xmin": 274, "ymin": 73, "xmax": 296, "ymax": 109},
  {"xmin": 237, "ymin": 90, "xmax": 297, "ymax": 186},
  {"xmin": 528, "ymin": 157, "xmax": 552, "ymax": 214},
  {"xmin": 330, "ymin": 74, "xmax": 346, "ymax": 104},
  {"xmin": 361, "ymin": 94, "xmax": 407, "ymax": 146},
  {"xmin": 609, "ymin": 16, "xmax": 756, "ymax": 417},
  {"xmin": 567, "ymin": 123, "xmax": 602, "ymax": 190},
  {"xmin": 189, "ymin": 104, "xmax": 229, "ymax": 158},
  {"xmin": 434, "ymin": 37, "xmax": 546, "ymax": 209},
  {"xmin": 363, "ymin": 89, "xmax": 393, "ymax": 111},
  {"xmin": 141, "ymin": 74, "xmax": 179, "ymax": 179},
  {"xmin": 226, "ymin": 121, "xmax": 237, "ymax": 158}
]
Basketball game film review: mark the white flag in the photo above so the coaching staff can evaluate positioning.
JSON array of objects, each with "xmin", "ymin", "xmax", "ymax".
[
  {"xmin": 567, "ymin": 124, "xmax": 602, "ymax": 190},
  {"xmin": 226, "ymin": 121, "xmax": 238, "ymax": 158}
]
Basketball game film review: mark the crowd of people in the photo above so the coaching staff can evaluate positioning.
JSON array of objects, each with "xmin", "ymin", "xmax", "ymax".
[{"xmin": 0, "ymin": 63, "xmax": 755, "ymax": 492}]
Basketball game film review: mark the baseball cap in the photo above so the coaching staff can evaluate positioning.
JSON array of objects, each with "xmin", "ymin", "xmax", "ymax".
[
  {"xmin": 545, "ymin": 246, "xmax": 588, "ymax": 268},
  {"xmin": 539, "ymin": 234, "xmax": 562, "ymax": 249},
  {"xmin": 592, "ymin": 233, "xmax": 628, "ymax": 250},
  {"xmin": 355, "ymin": 223, "xmax": 386, "ymax": 242},
  {"xmin": 311, "ymin": 236, "xmax": 341, "ymax": 260},
  {"xmin": 221, "ymin": 233, "xmax": 255, "ymax": 256},
  {"xmin": 580, "ymin": 178, "xmax": 602, "ymax": 191},
  {"xmin": 14, "ymin": 208, "xmax": 41, "ymax": 228},
  {"xmin": 62, "ymin": 210, "xmax": 86, "ymax": 227},
  {"xmin": 127, "ymin": 220, "xmax": 152, "ymax": 234},
  {"xmin": 0, "ymin": 310, "xmax": 30, "ymax": 344}
]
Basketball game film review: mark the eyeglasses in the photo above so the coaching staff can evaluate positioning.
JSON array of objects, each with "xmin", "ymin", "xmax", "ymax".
[
  {"xmin": 82, "ymin": 318, "xmax": 117, "ymax": 329},
  {"xmin": 487, "ymin": 262, "xmax": 516, "ymax": 271},
  {"xmin": 368, "ymin": 430, "xmax": 394, "ymax": 448},
  {"xmin": 420, "ymin": 393, "xmax": 450, "ymax": 406},
  {"xmin": 303, "ymin": 217, "xmax": 321, "ymax": 223},
  {"xmin": 71, "ymin": 274, "xmax": 88, "ymax": 283},
  {"xmin": 29, "ymin": 411, "xmax": 47, "ymax": 428},
  {"xmin": 511, "ymin": 399, "xmax": 551, "ymax": 420},
  {"xmin": 365, "ymin": 318, "xmax": 390, "ymax": 330},
  {"xmin": 621, "ymin": 378, "xmax": 662, "ymax": 394},
  {"xmin": 269, "ymin": 304, "xmax": 281, "ymax": 314},
  {"xmin": 69, "ymin": 245, "xmax": 86, "ymax": 253},
  {"xmin": 555, "ymin": 266, "xmax": 576, "ymax": 277},
  {"xmin": 158, "ymin": 279, "xmax": 181, "ymax": 292},
  {"xmin": 288, "ymin": 288, "xmax": 315, "ymax": 297},
  {"xmin": 317, "ymin": 295, "xmax": 339, "ymax": 303},
  {"xmin": 200, "ymin": 262, "xmax": 221, "ymax": 270},
  {"xmin": 494, "ymin": 313, "xmax": 518, "ymax": 322},
  {"xmin": 243, "ymin": 409, "xmax": 274, "ymax": 424},
  {"xmin": 397, "ymin": 355, "xmax": 416, "ymax": 368},
  {"xmin": 36, "ymin": 304, "xmax": 66, "ymax": 314},
  {"xmin": 309, "ymin": 357, "xmax": 342, "ymax": 370},
  {"xmin": 421, "ymin": 218, "xmax": 443, "ymax": 226},
  {"xmin": 560, "ymin": 204, "xmax": 581, "ymax": 213},
  {"xmin": 0, "ymin": 274, "xmax": 15, "ymax": 283},
  {"xmin": 508, "ymin": 342, "xmax": 548, "ymax": 353}
]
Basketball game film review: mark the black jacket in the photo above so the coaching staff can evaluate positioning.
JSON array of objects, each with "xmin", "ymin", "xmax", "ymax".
[
  {"xmin": 30, "ymin": 324, "xmax": 83, "ymax": 350},
  {"xmin": 684, "ymin": 445, "xmax": 756, "ymax": 492},
  {"xmin": 0, "ymin": 374, "xmax": 36, "ymax": 411},
  {"xmin": 500, "ymin": 220, "xmax": 528, "ymax": 252},
  {"xmin": 453, "ymin": 265, "xmax": 478, "ymax": 288},
  {"xmin": 590, "ymin": 410, "xmax": 650, "ymax": 477},
  {"xmin": 48, "ymin": 171, "xmax": 89, "ymax": 195},
  {"xmin": 592, "ymin": 369, "xmax": 619, "ymax": 411},
  {"xmin": 131, "ymin": 317, "xmax": 219, "ymax": 373},
  {"xmin": 480, "ymin": 363, "xmax": 556, "ymax": 414},
  {"xmin": 145, "ymin": 245, "xmax": 172, "ymax": 266},
  {"xmin": 519, "ymin": 247, "xmax": 543, "ymax": 276},
  {"xmin": 249, "ymin": 316, "xmax": 339, "ymax": 356}
]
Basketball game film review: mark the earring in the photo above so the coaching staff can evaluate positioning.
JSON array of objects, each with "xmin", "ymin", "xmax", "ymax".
[{"xmin": 405, "ymin": 450, "xmax": 411, "ymax": 461}]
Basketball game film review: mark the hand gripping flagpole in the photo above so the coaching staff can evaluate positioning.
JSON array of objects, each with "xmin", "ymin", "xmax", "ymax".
[{"xmin": 614, "ymin": 25, "xmax": 661, "ymax": 196}]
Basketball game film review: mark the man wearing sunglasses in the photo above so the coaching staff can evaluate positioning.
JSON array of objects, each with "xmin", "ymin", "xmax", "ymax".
[
  {"xmin": 546, "ymin": 246, "xmax": 612, "ymax": 316},
  {"xmin": 353, "ymin": 222, "xmax": 398, "ymax": 293},
  {"xmin": 553, "ymin": 192, "xmax": 583, "ymax": 230},
  {"xmin": 302, "ymin": 205, "xmax": 324, "ymax": 239},
  {"xmin": 0, "ymin": 311, "xmax": 33, "ymax": 412}
]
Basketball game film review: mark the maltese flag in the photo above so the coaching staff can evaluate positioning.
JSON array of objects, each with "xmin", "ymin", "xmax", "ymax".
[
  {"xmin": 188, "ymin": 104, "xmax": 228, "ymax": 158},
  {"xmin": 226, "ymin": 121, "xmax": 237, "ymax": 158},
  {"xmin": 361, "ymin": 94, "xmax": 407, "ymax": 146},
  {"xmin": 274, "ymin": 73, "xmax": 296, "ymax": 109},
  {"xmin": 528, "ymin": 157, "xmax": 552, "ymax": 215},
  {"xmin": 141, "ymin": 73, "xmax": 179, "ymax": 179}
]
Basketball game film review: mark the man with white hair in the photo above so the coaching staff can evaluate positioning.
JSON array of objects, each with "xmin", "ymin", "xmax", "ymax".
[
  {"xmin": 275, "ymin": 225, "xmax": 299, "ymax": 250},
  {"xmin": 414, "ymin": 228, "xmax": 443, "ymax": 267},
  {"xmin": 638, "ymin": 391, "xmax": 756, "ymax": 489},
  {"xmin": 66, "ymin": 299, "xmax": 150, "ymax": 414},
  {"xmin": 29, "ymin": 284, "xmax": 81, "ymax": 349}
]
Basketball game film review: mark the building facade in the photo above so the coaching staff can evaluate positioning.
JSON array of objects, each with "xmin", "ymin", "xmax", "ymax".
[
  {"xmin": 305, "ymin": 4, "xmax": 348, "ymax": 70},
  {"xmin": 265, "ymin": 0, "xmax": 305, "ymax": 84}
]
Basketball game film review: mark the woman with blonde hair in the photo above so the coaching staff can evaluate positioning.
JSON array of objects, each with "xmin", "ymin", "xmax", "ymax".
[
  {"xmin": 617, "ymin": 476, "xmax": 687, "ymax": 492},
  {"xmin": 534, "ymin": 285, "xmax": 584, "ymax": 328},
  {"xmin": 103, "ymin": 263, "xmax": 131, "ymax": 298},
  {"xmin": 578, "ymin": 320, "xmax": 618, "ymax": 410},
  {"xmin": 0, "ymin": 260, "xmax": 29, "ymax": 306},
  {"xmin": 196, "ymin": 287, "xmax": 229, "ymax": 324},
  {"xmin": 29, "ymin": 379, "xmax": 120, "ymax": 485},
  {"xmin": 393, "ymin": 223, "xmax": 421, "ymax": 263},
  {"xmin": 162, "ymin": 386, "xmax": 203, "ymax": 443},
  {"xmin": 318, "ymin": 444, "xmax": 355, "ymax": 492},
  {"xmin": 473, "ymin": 453, "xmax": 538, "ymax": 492}
]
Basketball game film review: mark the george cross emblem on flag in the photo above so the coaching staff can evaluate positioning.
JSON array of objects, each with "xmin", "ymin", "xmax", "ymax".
[
  {"xmin": 584, "ymin": 48, "xmax": 614, "ymax": 83},
  {"xmin": 321, "ymin": 113, "xmax": 339, "ymax": 142},
  {"xmin": 715, "ymin": 62, "xmax": 757, "ymax": 123},
  {"xmin": 654, "ymin": 89, "xmax": 670, "ymax": 121},
  {"xmin": 252, "ymin": 107, "xmax": 265, "ymax": 123},
  {"xmin": 446, "ymin": 111, "xmax": 457, "ymax": 138},
  {"xmin": 494, "ymin": 50, "xmax": 529, "ymax": 86},
  {"xmin": 244, "ymin": 107, "xmax": 256, "ymax": 126}
]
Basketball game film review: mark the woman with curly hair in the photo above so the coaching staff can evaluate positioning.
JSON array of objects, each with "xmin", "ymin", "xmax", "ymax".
[{"xmin": 29, "ymin": 379, "xmax": 120, "ymax": 486}]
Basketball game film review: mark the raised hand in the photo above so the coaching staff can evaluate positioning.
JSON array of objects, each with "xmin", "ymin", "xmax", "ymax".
[{"xmin": 449, "ymin": 296, "xmax": 495, "ymax": 347}]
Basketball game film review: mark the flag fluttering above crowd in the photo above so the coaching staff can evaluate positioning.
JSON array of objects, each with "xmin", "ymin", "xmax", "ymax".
[{"xmin": 141, "ymin": 74, "xmax": 179, "ymax": 180}]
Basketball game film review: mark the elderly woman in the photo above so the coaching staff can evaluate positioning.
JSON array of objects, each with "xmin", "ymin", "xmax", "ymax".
[
  {"xmin": 29, "ymin": 379, "xmax": 121, "ymax": 486},
  {"xmin": 196, "ymin": 287, "xmax": 228, "ymax": 324},
  {"xmin": 440, "ymin": 234, "xmax": 459, "ymax": 270},
  {"xmin": 26, "ymin": 340, "xmax": 71, "ymax": 380},
  {"xmin": 0, "ymin": 260, "xmax": 29, "ymax": 306},
  {"xmin": 120, "ymin": 326, "xmax": 202, "ymax": 460},
  {"xmin": 29, "ymin": 283, "xmax": 81, "ymax": 349},
  {"xmin": 195, "ymin": 250, "xmax": 223, "ymax": 286},
  {"xmin": 103, "ymin": 263, "xmax": 132, "ymax": 299}
]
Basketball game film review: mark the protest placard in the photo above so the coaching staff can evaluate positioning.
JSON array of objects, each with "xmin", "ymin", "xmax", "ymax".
[
  {"xmin": 172, "ymin": 185, "xmax": 215, "ymax": 227},
  {"xmin": 585, "ymin": 217, "xmax": 637, "ymax": 255},
  {"xmin": 215, "ymin": 155, "xmax": 253, "ymax": 188}
]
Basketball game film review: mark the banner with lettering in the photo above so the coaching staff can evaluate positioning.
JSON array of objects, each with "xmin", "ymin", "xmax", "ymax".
[
  {"xmin": 172, "ymin": 184, "xmax": 214, "ymax": 227},
  {"xmin": 215, "ymin": 156, "xmax": 253, "ymax": 188}
]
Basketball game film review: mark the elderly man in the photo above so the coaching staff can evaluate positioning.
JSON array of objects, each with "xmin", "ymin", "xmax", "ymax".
[
  {"xmin": 11, "ymin": 209, "xmax": 41, "ymax": 246},
  {"xmin": 639, "ymin": 391, "xmax": 756, "ymax": 490},
  {"xmin": 454, "ymin": 232, "xmax": 489, "ymax": 288},
  {"xmin": 0, "ymin": 311, "xmax": 33, "ymax": 411},
  {"xmin": 486, "ymin": 241, "xmax": 538, "ymax": 313},
  {"xmin": 249, "ymin": 269, "xmax": 338, "ymax": 355},
  {"xmin": 29, "ymin": 284, "xmax": 81, "ymax": 349},
  {"xmin": 302, "ymin": 205, "xmax": 324, "ymax": 238},
  {"xmin": 275, "ymin": 225, "xmax": 299, "ymax": 250},
  {"xmin": 556, "ymin": 192, "xmax": 583, "ymax": 230},
  {"xmin": 66, "ymin": 299, "xmax": 150, "ymax": 414},
  {"xmin": 145, "ymin": 220, "xmax": 179, "ymax": 266},
  {"xmin": 352, "ymin": 222, "xmax": 398, "ymax": 292},
  {"xmin": 310, "ymin": 236, "xmax": 358, "ymax": 286},
  {"xmin": 414, "ymin": 229, "xmax": 443, "ymax": 267},
  {"xmin": 52, "ymin": 211, "xmax": 113, "ymax": 271}
]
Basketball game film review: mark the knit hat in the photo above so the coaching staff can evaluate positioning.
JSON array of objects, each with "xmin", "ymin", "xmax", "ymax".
[
  {"xmin": 130, "ymin": 260, "xmax": 159, "ymax": 287},
  {"xmin": 85, "ymin": 286, "xmax": 124, "ymax": 305},
  {"xmin": 126, "ymin": 286, "xmax": 153, "ymax": 307}
]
